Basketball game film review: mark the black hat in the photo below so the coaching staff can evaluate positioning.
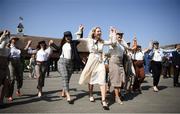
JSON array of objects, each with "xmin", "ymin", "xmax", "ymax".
[
  {"xmin": 116, "ymin": 32, "xmax": 124, "ymax": 36},
  {"xmin": 64, "ymin": 31, "xmax": 72, "ymax": 37},
  {"xmin": 127, "ymin": 42, "xmax": 131, "ymax": 44},
  {"xmin": 137, "ymin": 45, "xmax": 141, "ymax": 48}
]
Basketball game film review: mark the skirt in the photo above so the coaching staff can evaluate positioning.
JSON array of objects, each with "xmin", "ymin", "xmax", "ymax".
[
  {"xmin": 109, "ymin": 56, "xmax": 125, "ymax": 87},
  {"xmin": 79, "ymin": 53, "xmax": 106, "ymax": 85}
]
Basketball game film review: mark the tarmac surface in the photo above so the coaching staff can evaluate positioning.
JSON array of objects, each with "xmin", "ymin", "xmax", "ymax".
[{"xmin": 0, "ymin": 71, "xmax": 180, "ymax": 113}]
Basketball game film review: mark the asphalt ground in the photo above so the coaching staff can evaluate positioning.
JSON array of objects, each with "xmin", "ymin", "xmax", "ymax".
[{"xmin": 0, "ymin": 71, "xmax": 180, "ymax": 113}]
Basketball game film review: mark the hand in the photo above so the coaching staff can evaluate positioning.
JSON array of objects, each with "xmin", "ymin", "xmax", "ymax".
[
  {"xmin": 109, "ymin": 26, "xmax": 116, "ymax": 38},
  {"xmin": 79, "ymin": 24, "xmax": 84, "ymax": 31},
  {"xmin": 5, "ymin": 30, "xmax": 10, "ymax": 35},
  {"xmin": 110, "ymin": 26, "xmax": 116, "ymax": 33},
  {"xmin": 2, "ymin": 30, "xmax": 7, "ymax": 36},
  {"xmin": 0, "ymin": 30, "xmax": 9, "ymax": 41},
  {"xmin": 49, "ymin": 40, "xmax": 54, "ymax": 45},
  {"xmin": 110, "ymin": 26, "xmax": 114, "ymax": 31}
]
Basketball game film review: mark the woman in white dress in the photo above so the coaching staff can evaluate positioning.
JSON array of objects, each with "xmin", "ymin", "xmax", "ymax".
[{"xmin": 77, "ymin": 25, "xmax": 114, "ymax": 110}]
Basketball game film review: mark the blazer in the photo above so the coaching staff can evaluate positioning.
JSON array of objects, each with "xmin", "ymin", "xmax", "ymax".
[
  {"xmin": 172, "ymin": 50, "xmax": 180, "ymax": 67},
  {"xmin": 51, "ymin": 40, "xmax": 85, "ymax": 71}
]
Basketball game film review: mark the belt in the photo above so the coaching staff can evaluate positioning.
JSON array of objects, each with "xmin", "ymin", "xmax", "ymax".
[
  {"xmin": 36, "ymin": 61, "xmax": 47, "ymax": 64},
  {"xmin": 9, "ymin": 57, "xmax": 20, "ymax": 60},
  {"xmin": 90, "ymin": 52, "xmax": 102, "ymax": 54}
]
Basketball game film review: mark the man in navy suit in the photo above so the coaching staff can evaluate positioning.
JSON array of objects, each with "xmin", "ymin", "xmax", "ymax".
[{"xmin": 172, "ymin": 44, "xmax": 180, "ymax": 87}]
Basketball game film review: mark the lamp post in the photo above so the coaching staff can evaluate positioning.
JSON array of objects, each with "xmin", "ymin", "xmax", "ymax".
[{"xmin": 17, "ymin": 16, "xmax": 24, "ymax": 36}]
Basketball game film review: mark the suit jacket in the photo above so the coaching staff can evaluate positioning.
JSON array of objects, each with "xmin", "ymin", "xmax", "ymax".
[
  {"xmin": 51, "ymin": 40, "xmax": 85, "ymax": 71},
  {"xmin": 172, "ymin": 50, "xmax": 180, "ymax": 67}
]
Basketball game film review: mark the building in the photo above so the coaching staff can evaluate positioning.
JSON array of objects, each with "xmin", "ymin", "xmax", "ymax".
[
  {"xmin": 11, "ymin": 34, "xmax": 89, "ymax": 71},
  {"xmin": 161, "ymin": 43, "xmax": 180, "ymax": 50}
]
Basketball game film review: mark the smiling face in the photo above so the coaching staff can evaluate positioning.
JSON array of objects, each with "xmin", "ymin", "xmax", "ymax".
[
  {"xmin": 94, "ymin": 27, "xmax": 102, "ymax": 40},
  {"xmin": 116, "ymin": 34, "xmax": 123, "ymax": 42},
  {"xmin": 65, "ymin": 36, "xmax": 72, "ymax": 43},
  {"xmin": 153, "ymin": 43, "xmax": 159, "ymax": 49},
  {"xmin": 10, "ymin": 38, "xmax": 19, "ymax": 45}
]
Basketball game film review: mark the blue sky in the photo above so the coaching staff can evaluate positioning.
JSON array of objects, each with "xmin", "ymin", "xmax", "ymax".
[{"xmin": 1, "ymin": 0, "xmax": 180, "ymax": 49}]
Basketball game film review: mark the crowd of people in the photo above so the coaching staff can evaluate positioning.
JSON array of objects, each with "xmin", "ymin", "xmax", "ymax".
[{"xmin": 0, "ymin": 25, "xmax": 179, "ymax": 110}]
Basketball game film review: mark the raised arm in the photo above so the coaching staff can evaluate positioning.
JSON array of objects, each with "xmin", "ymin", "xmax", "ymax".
[
  {"xmin": 45, "ymin": 40, "xmax": 54, "ymax": 57},
  {"xmin": 75, "ymin": 24, "xmax": 84, "ymax": 39},
  {"xmin": 24, "ymin": 40, "xmax": 37, "ymax": 54},
  {"xmin": 142, "ymin": 48, "xmax": 150, "ymax": 54},
  {"xmin": 103, "ymin": 27, "xmax": 118, "ymax": 46},
  {"xmin": 24, "ymin": 40, "xmax": 32, "ymax": 50},
  {"xmin": 0, "ymin": 30, "xmax": 10, "ymax": 48},
  {"xmin": 109, "ymin": 26, "xmax": 117, "ymax": 44},
  {"xmin": 132, "ymin": 36, "xmax": 137, "ymax": 50},
  {"xmin": 0, "ymin": 30, "xmax": 6, "ymax": 44}
]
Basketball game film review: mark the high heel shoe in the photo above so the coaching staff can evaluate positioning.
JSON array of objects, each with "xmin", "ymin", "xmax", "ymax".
[
  {"xmin": 16, "ymin": 90, "xmax": 21, "ymax": 96},
  {"xmin": 101, "ymin": 100, "xmax": 109, "ymax": 110}
]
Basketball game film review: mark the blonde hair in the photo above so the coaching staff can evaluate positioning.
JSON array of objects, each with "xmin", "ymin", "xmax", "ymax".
[{"xmin": 88, "ymin": 27, "xmax": 104, "ymax": 43}]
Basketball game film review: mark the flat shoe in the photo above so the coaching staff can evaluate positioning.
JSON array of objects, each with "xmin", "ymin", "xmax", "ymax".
[
  {"xmin": 89, "ymin": 96, "xmax": 95, "ymax": 102},
  {"xmin": 101, "ymin": 101, "xmax": 109, "ymax": 110}
]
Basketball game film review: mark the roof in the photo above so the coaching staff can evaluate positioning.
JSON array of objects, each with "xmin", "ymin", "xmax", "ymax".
[
  {"xmin": 160, "ymin": 43, "xmax": 180, "ymax": 49},
  {"xmin": 11, "ymin": 34, "xmax": 89, "ymax": 52}
]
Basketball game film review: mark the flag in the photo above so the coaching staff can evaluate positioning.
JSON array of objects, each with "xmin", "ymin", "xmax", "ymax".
[{"xmin": 19, "ymin": 16, "xmax": 23, "ymax": 20}]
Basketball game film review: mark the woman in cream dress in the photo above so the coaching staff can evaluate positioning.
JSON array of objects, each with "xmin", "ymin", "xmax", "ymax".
[{"xmin": 77, "ymin": 25, "xmax": 115, "ymax": 110}]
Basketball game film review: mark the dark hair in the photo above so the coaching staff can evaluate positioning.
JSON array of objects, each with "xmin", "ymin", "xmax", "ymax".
[
  {"xmin": 0, "ymin": 31, "xmax": 3, "ymax": 36},
  {"xmin": 63, "ymin": 31, "xmax": 72, "ymax": 38},
  {"xmin": 116, "ymin": 32, "xmax": 124, "ymax": 36},
  {"xmin": 60, "ymin": 31, "xmax": 73, "ymax": 50},
  {"xmin": 57, "ymin": 31, "xmax": 73, "ymax": 56},
  {"xmin": 36, "ymin": 41, "xmax": 47, "ymax": 50}
]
